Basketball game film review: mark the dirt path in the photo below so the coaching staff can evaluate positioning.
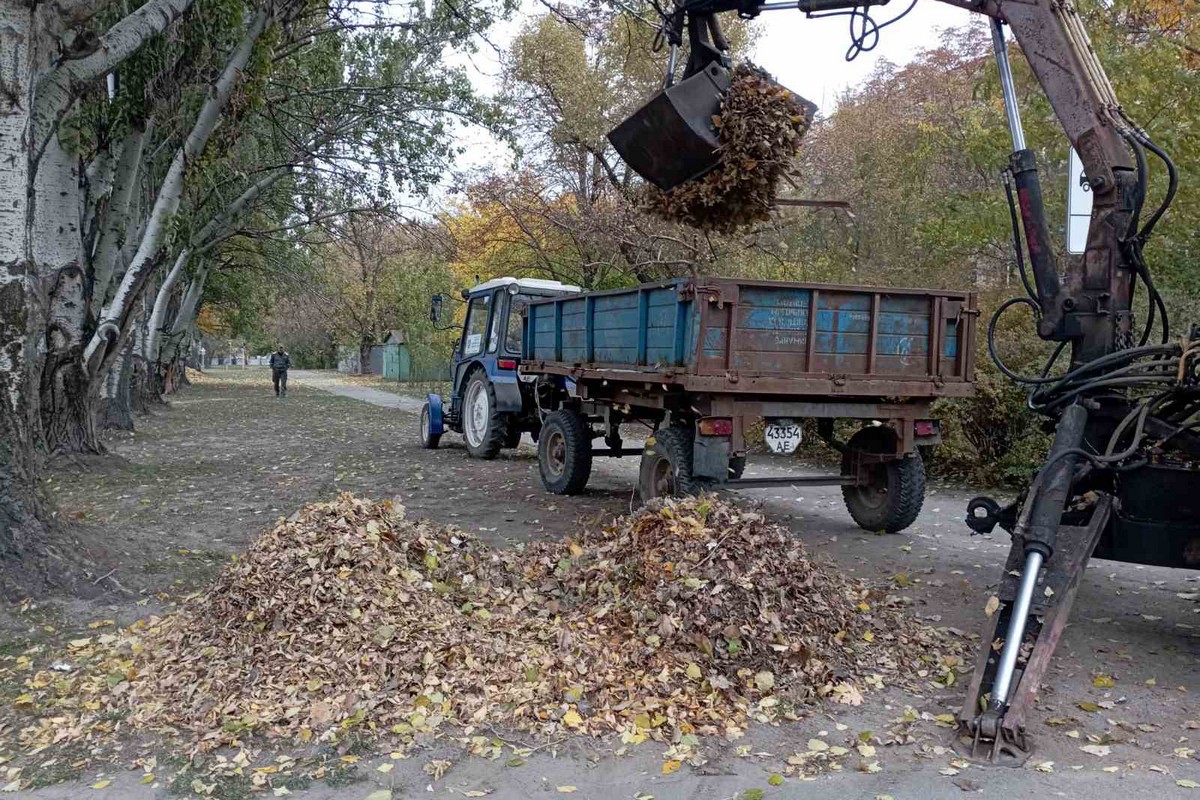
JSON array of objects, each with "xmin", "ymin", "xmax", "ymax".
[{"xmin": 8, "ymin": 369, "xmax": 1200, "ymax": 799}]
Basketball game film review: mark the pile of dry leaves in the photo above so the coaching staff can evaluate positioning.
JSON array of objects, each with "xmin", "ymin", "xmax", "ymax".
[
  {"xmin": 9, "ymin": 494, "xmax": 964, "ymax": 754},
  {"xmin": 643, "ymin": 63, "xmax": 815, "ymax": 233}
]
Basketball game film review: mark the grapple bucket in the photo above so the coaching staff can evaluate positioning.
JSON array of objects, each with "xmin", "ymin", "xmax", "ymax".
[{"xmin": 607, "ymin": 63, "xmax": 732, "ymax": 192}]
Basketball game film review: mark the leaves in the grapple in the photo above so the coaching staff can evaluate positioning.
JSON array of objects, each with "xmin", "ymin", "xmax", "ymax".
[{"xmin": 642, "ymin": 63, "xmax": 816, "ymax": 233}]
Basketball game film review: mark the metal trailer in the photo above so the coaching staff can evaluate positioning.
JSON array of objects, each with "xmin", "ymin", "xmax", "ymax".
[{"xmin": 521, "ymin": 276, "xmax": 978, "ymax": 533}]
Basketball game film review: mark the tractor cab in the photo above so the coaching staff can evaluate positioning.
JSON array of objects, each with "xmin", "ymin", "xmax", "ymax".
[{"xmin": 420, "ymin": 277, "xmax": 580, "ymax": 457}]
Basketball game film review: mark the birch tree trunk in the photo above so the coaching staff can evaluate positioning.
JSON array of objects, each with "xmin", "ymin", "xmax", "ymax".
[
  {"xmin": 0, "ymin": 2, "xmax": 53, "ymax": 588},
  {"xmin": 99, "ymin": 338, "xmax": 135, "ymax": 432},
  {"xmin": 144, "ymin": 249, "xmax": 189, "ymax": 372},
  {"xmin": 0, "ymin": 0, "xmax": 194, "ymax": 581}
]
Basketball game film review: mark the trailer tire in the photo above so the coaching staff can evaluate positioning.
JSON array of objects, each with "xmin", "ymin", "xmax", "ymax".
[
  {"xmin": 727, "ymin": 455, "xmax": 746, "ymax": 480},
  {"xmin": 419, "ymin": 402, "xmax": 441, "ymax": 450},
  {"xmin": 841, "ymin": 427, "xmax": 925, "ymax": 533},
  {"xmin": 538, "ymin": 410, "xmax": 592, "ymax": 495},
  {"xmin": 462, "ymin": 371, "xmax": 506, "ymax": 460},
  {"xmin": 638, "ymin": 426, "xmax": 712, "ymax": 502}
]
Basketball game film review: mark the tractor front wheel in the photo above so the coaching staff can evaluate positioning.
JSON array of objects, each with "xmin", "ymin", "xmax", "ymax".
[{"xmin": 419, "ymin": 402, "xmax": 441, "ymax": 450}]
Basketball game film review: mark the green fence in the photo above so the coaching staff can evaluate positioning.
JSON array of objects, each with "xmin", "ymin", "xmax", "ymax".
[{"xmin": 376, "ymin": 343, "xmax": 450, "ymax": 382}]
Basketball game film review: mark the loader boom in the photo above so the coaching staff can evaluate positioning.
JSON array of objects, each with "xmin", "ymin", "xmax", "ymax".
[{"xmin": 611, "ymin": 0, "xmax": 1198, "ymax": 763}]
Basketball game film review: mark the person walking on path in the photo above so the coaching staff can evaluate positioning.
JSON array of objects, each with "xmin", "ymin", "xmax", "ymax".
[{"xmin": 269, "ymin": 345, "xmax": 291, "ymax": 397}]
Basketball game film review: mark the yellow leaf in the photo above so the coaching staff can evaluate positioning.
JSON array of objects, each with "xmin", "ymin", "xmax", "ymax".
[
  {"xmin": 1178, "ymin": 779, "xmax": 1200, "ymax": 789},
  {"xmin": 562, "ymin": 710, "xmax": 583, "ymax": 727},
  {"xmin": 934, "ymin": 714, "xmax": 956, "ymax": 727},
  {"xmin": 686, "ymin": 663, "xmax": 702, "ymax": 680},
  {"xmin": 984, "ymin": 596, "xmax": 1000, "ymax": 618},
  {"xmin": 557, "ymin": 787, "xmax": 578, "ymax": 793},
  {"xmin": 662, "ymin": 760, "xmax": 682, "ymax": 775},
  {"xmin": 1092, "ymin": 674, "xmax": 1115, "ymax": 688},
  {"xmin": 862, "ymin": 631, "xmax": 874, "ymax": 643},
  {"xmin": 140, "ymin": 775, "xmax": 155, "ymax": 785},
  {"xmin": 768, "ymin": 775, "xmax": 783, "ymax": 786},
  {"xmin": 91, "ymin": 780, "xmax": 111, "ymax": 789},
  {"xmin": 377, "ymin": 763, "xmax": 394, "ymax": 773}
]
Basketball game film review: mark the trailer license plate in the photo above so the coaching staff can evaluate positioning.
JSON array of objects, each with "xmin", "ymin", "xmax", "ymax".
[{"xmin": 765, "ymin": 420, "xmax": 802, "ymax": 454}]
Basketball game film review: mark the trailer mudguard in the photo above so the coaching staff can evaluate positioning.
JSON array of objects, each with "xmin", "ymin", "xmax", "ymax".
[{"xmin": 426, "ymin": 393, "xmax": 445, "ymax": 436}]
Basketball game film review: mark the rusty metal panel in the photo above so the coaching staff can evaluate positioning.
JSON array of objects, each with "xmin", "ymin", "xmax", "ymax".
[{"xmin": 524, "ymin": 277, "xmax": 977, "ymax": 398}]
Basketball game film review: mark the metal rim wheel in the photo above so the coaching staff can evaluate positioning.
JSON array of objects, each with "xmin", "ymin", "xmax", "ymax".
[
  {"xmin": 419, "ymin": 403, "xmax": 440, "ymax": 450},
  {"xmin": 463, "ymin": 379, "xmax": 488, "ymax": 448},
  {"xmin": 461, "ymin": 372, "xmax": 505, "ymax": 459},
  {"xmin": 637, "ymin": 425, "xmax": 710, "ymax": 503},
  {"xmin": 840, "ymin": 426, "xmax": 926, "ymax": 533},
  {"xmin": 537, "ymin": 410, "xmax": 592, "ymax": 495}
]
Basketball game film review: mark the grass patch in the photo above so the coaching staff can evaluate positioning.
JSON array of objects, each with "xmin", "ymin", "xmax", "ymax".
[{"xmin": 324, "ymin": 763, "xmax": 363, "ymax": 788}]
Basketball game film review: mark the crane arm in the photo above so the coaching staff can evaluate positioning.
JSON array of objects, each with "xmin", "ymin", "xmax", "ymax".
[{"xmin": 658, "ymin": 0, "xmax": 1153, "ymax": 364}]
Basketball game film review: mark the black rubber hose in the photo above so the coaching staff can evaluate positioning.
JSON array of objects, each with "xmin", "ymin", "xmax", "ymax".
[
  {"xmin": 1135, "ymin": 134, "xmax": 1179, "ymax": 242},
  {"xmin": 1003, "ymin": 171, "xmax": 1037, "ymax": 303}
]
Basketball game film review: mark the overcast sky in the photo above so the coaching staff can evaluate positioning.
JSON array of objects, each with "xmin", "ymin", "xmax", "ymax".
[{"xmin": 435, "ymin": 1, "xmax": 976, "ymax": 202}]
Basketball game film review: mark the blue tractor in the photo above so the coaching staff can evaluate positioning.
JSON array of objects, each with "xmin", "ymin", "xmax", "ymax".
[{"xmin": 419, "ymin": 277, "xmax": 580, "ymax": 458}]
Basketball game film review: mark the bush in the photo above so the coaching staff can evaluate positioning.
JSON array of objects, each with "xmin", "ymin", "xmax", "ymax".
[{"xmin": 927, "ymin": 297, "xmax": 1054, "ymax": 488}]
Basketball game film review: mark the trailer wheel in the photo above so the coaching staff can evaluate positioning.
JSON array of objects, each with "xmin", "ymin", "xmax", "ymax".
[
  {"xmin": 841, "ymin": 427, "xmax": 925, "ymax": 533},
  {"xmin": 638, "ymin": 426, "xmax": 711, "ymax": 502},
  {"xmin": 419, "ymin": 402, "xmax": 441, "ymax": 450},
  {"xmin": 727, "ymin": 455, "xmax": 746, "ymax": 480},
  {"xmin": 462, "ymin": 371, "xmax": 506, "ymax": 459},
  {"xmin": 538, "ymin": 410, "xmax": 593, "ymax": 495}
]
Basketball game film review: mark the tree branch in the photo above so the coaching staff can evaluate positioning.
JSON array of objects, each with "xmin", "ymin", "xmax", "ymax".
[{"xmin": 32, "ymin": 0, "xmax": 195, "ymax": 159}]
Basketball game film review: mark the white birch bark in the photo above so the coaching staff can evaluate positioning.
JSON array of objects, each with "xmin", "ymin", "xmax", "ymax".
[
  {"xmin": 90, "ymin": 123, "xmax": 150, "ymax": 316},
  {"xmin": 85, "ymin": 5, "xmax": 270, "ymax": 375},
  {"xmin": 193, "ymin": 168, "xmax": 289, "ymax": 254},
  {"xmin": 144, "ymin": 249, "xmax": 188, "ymax": 364}
]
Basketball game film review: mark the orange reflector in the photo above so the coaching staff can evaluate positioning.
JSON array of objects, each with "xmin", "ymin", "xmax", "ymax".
[
  {"xmin": 497, "ymin": 359, "xmax": 518, "ymax": 370},
  {"xmin": 697, "ymin": 417, "xmax": 733, "ymax": 437}
]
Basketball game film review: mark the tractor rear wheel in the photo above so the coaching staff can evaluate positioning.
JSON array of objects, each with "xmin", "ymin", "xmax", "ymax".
[
  {"xmin": 462, "ymin": 371, "xmax": 506, "ymax": 459},
  {"xmin": 840, "ymin": 426, "xmax": 925, "ymax": 533},
  {"xmin": 538, "ymin": 410, "xmax": 593, "ymax": 495}
]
